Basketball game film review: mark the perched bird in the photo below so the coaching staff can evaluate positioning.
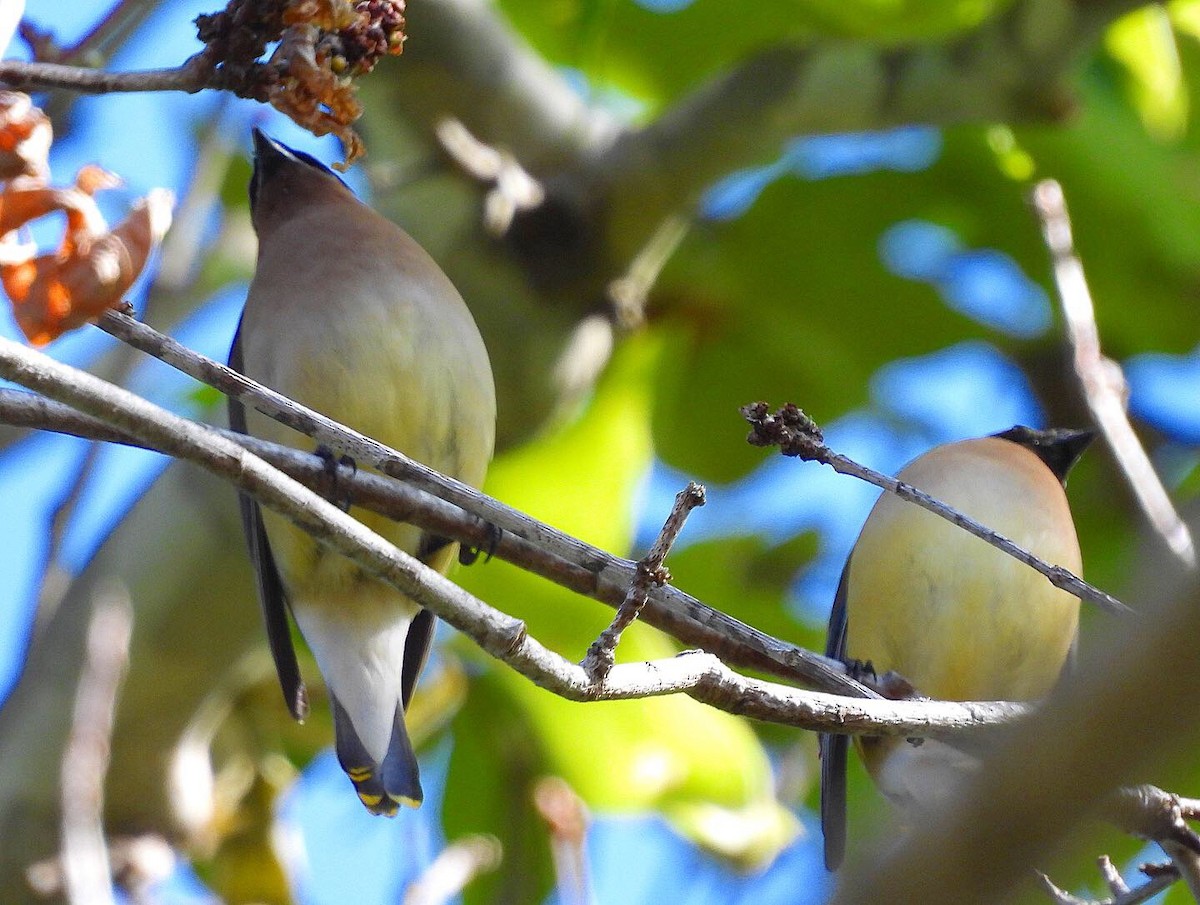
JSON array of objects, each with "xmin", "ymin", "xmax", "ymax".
[
  {"xmin": 820, "ymin": 426, "xmax": 1094, "ymax": 869},
  {"xmin": 228, "ymin": 130, "xmax": 496, "ymax": 815}
]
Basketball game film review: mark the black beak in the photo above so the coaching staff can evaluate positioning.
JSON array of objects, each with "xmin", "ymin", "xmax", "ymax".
[{"xmin": 252, "ymin": 128, "xmax": 286, "ymax": 162}]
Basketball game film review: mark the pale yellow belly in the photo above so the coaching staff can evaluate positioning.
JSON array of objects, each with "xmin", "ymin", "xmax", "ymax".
[{"xmin": 238, "ymin": 283, "xmax": 494, "ymax": 599}]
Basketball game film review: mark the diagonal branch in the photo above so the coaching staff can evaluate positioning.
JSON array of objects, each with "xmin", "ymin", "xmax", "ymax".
[
  {"xmin": 1031, "ymin": 178, "xmax": 1196, "ymax": 569},
  {"xmin": 0, "ymin": 335, "xmax": 1036, "ymax": 739},
  {"xmin": 0, "ymin": 386, "xmax": 819, "ymax": 697},
  {"xmin": 582, "ymin": 481, "xmax": 705, "ymax": 680},
  {"xmin": 91, "ymin": 309, "xmax": 870, "ymax": 698},
  {"xmin": 742, "ymin": 402, "xmax": 1132, "ymax": 617}
]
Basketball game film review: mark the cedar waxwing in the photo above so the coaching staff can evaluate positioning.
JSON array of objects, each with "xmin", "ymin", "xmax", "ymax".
[
  {"xmin": 227, "ymin": 130, "xmax": 496, "ymax": 815},
  {"xmin": 819, "ymin": 426, "xmax": 1094, "ymax": 869}
]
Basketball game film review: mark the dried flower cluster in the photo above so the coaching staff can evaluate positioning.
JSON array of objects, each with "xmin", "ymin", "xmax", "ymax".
[
  {"xmin": 0, "ymin": 92, "xmax": 173, "ymax": 346},
  {"xmin": 195, "ymin": 0, "xmax": 407, "ymax": 167}
]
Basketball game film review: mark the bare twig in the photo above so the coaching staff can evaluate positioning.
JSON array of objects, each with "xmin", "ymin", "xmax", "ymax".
[
  {"xmin": 1036, "ymin": 867, "xmax": 1175, "ymax": 905},
  {"xmin": 90, "ymin": 310, "xmax": 873, "ymax": 699},
  {"xmin": 33, "ymin": 439, "xmax": 102, "ymax": 631},
  {"xmin": 1036, "ymin": 785, "xmax": 1200, "ymax": 905},
  {"xmin": 20, "ymin": 1, "xmax": 152, "ymax": 65},
  {"xmin": 59, "ymin": 582, "xmax": 133, "ymax": 905},
  {"xmin": 1161, "ymin": 841, "xmax": 1200, "ymax": 901},
  {"xmin": 59, "ymin": 0, "xmax": 154, "ymax": 65},
  {"xmin": 1031, "ymin": 178, "xmax": 1196, "ymax": 570},
  {"xmin": 402, "ymin": 835, "xmax": 502, "ymax": 905},
  {"xmin": 0, "ymin": 56, "xmax": 213, "ymax": 95},
  {"xmin": 533, "ymin": 778, "xmax": 589, "ymax": 905},
  {"xmin": 30, "ymin": 106, "xmax": 221, "ymax": 625},
  {"xmin": 607, "ymin": 214, "xmax": 689, "ymax": 329},
  {"xmin": 742, "ymin": 402, "xmax": 1133, "ymax": 617},
  {"xmin": 435, "ymin": 118, "xmax": 545, "ymax": 236},
  {"xmin": 0, "ymin": 386, "xmax": 845, "ymax": 700},
  {"xmin": 0, "ymin": 336, "xmax": 1032, "ymax": 740},
  {"xmin": 583, "ymin": 481, "xmax": 705, "ymax": 681},
  {"xmin": 1108, "ymin": 785, "xmax": 1200, "ymax": 854},
  {"xmin": 1098, "ymin": 855, "xmax": 1130, "ymax": 897},
  {"xmin": 1108, "ymin": 785, "xmax": 1200, "ymax": 899}
]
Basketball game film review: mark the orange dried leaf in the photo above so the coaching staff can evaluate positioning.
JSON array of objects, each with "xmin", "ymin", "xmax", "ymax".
[
  {"xmin": 0, "ymin": 186, "xmax": 75, "ymax": 237},
  {"xmin": 4, "ymin": 189, "xmax": 173, "ymax": 346},
  {"xmin": 0, "ymin": 235, "xmax": 37, "ymax": 298},
  {"xmin": 75, "ymin": 165, "xmax": 123, "ymax": 196},
  {"xmin": 0, "ymin": 92, "xmax": 51, "ymax": 183},
  {"xmin": 0, "ymin": 179, "xmax": 115, "ymax": 251}
]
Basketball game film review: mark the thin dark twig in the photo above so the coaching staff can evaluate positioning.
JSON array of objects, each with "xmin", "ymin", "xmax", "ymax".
[
  {"xmin": 34, "ymin": 439, "xmax": 102, "ymax": 629},
  {"xmin": 60, "ymin": 0, "xmax": 152, "ymax": 64},
  {"xmin": 582, "ymin": 482, "xmax": 705, "ymax": 681},
  {"xmin": 31, "ymin": 120, "xmax": 196, "ymax": 624},
  {"xmin": 741, "ymin": 402, "xmax": 1133, "ymax": 617},
  {"xmin": 1031, "ymin": 178, "xmax": 1195, "ymax": 569}
]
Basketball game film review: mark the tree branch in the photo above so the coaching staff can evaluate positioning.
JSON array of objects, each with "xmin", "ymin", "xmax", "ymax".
[
  {"xmin": 582, "ymin": 481, "xmax": 704, "ymax": 680},
  {"xmin": 1037, "ymin": 865, "xmax": 1175, "ymax": 905},
  {"xmin": 0, "ymin": 336, "xmax": 1037, "ymax": 740},
  {"xmin": 90, "ymin": 310, "xmax": 871, "ymax": 698},
  {"xmin": 742, "ymin": 402, "xmax": 1132, "ymax": 616},
  {"xmin": 0, "ymin": 386, "xmax": 792, "ymax": 690},
  {"xmin": 1031, "ymin": 178, "xmax": 1196, "ymax": 569},
  {"xmin": 0, "ymin": 56, "xmax": 212, "ymax": 95},
  {"xmin": 473, "ymin": 0, "xmax": 1150, "ymax": 305},
  {"xmin": 829, "ymin": 572, "xmax": 1200, "ymax": 903},
  {"xmin": 59, "ymin": 583, "xmax": 131, "ymax": 905}
]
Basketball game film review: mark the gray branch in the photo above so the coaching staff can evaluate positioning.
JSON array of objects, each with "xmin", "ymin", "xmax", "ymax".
[{"xmin": 0, "ymin": 336, "xmax": 1039, "ymax": 740}]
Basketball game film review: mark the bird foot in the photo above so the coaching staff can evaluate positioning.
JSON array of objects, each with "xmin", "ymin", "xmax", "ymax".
[
  {"xmin": 315, "ymin": 445, "xmax": 357, "ymax": 511},
  {"xmin": 459, "ymin": 521, "xmax": 502, "ymax": 565}
]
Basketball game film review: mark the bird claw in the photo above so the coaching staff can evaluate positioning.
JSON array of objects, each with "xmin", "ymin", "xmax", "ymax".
[
  {"xmin": 315, "ymin": 445, "xmax": 357, "ymax": 511},
  {"xmin": 459, "ymin": 521, "xmax": 502, "ymax": 565}
]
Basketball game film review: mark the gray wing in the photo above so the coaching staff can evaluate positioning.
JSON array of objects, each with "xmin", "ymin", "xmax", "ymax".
[
  {"xmin": 820, "ymin": 558, "xmax": 851, "ymax": 870},
  {"xmin": 229, "ymin": 324, "xmax": 308, "ymax": 721}
]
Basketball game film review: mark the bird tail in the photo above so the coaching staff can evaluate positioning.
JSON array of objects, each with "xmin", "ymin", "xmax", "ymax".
[
  {"xmin": 819, "ymin": 731, "xmax": 848, "ymax": 870},
  {"xmin": 290, "ymin": 597, "xmax": 426, "ymax": 816},
  {"xmin": 330, "ymin": 692, "xmax": 422, "ymax": 816}
]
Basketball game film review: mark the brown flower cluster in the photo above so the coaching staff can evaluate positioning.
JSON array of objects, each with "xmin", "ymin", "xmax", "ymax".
[
  {"xmin": 195, "ymin": 0, "xmax": 406, "ymax": 168},
  {"xmin": 0, "ymin": 93, "xmax": 173, "ymax": 346}
]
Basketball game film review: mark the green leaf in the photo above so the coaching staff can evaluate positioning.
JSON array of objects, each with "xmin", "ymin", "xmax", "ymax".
[
  {"xmin": 1105, "ymin": 5, "xmax": 1188, "ymax": 142},
  {"xmin": 495, "ymin": 0, "xmax": 1015, "ymax": 114}
]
